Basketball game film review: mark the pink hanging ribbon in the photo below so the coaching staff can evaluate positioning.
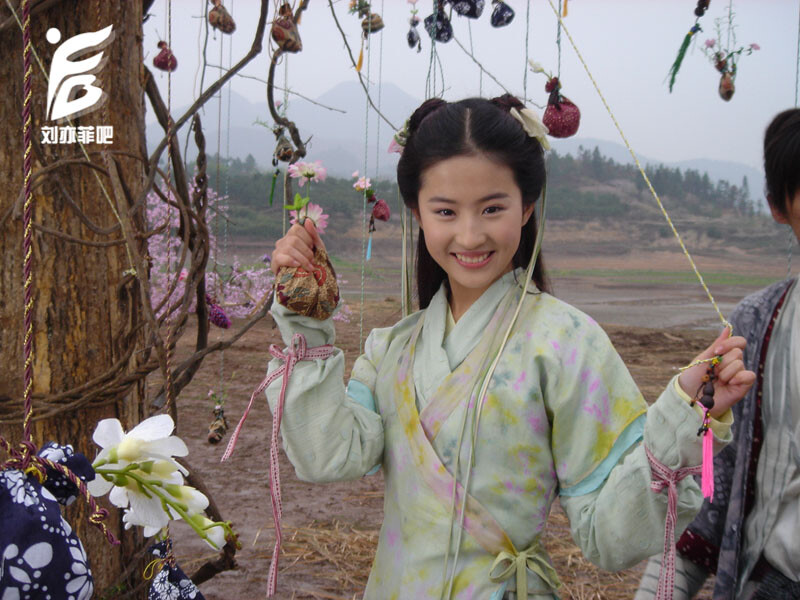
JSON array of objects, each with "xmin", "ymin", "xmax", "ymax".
[
  {"xmin": 645, "ymin": 445, "xmax": 702, "ymax": 600},
  {"xmin": 221, "ymin": 333, "xmax": 334, "ymax": 596},
  {"xmin": 701, "ymin": 409, "xmax": 714, "ymax": 502}
]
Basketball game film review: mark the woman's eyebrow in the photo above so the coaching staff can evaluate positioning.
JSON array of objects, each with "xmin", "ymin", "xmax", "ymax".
[{"xmin": 427, "ymin": 192, "xmax": 510, "ymax": 204}]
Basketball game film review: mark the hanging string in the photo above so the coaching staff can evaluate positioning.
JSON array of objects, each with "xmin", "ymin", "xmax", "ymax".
[
  {"xmin": 791, "ymin": 0, "xmax": 798, "ymax": 278},
  {"xmin": 21, "ymin": 0, "xmax": 34, "ymax": 449},
  {"xmin": 544, "ymin": 0, "xmax": 730, "ymax": 336},
  {"xmin": 282, "ymin": 57, "xmax": 289, "ymax": 235},
  {"xmin": 524, "ymin": 0, "xmax": 531, "ymax": 103},
  {"xmin": 163, "ymin": 0, "xmax": 179, "ymax": 421},
  {"xmin": 795, "ymin": 0, "xmax": 800, "ymax": 107},
  {"xmin": 556, "ymin": 0, "xmax": 563, "ymax": 79},
  {"xmin": 359, "ymin": 12, "xmax": 374, "ymax": 353},
  {"xmin": 374, "ymin": 0, "xmax": 385, "ymax": 181},
  {"xmin": 220, "ymin": 0, "xmax": 235, "ymax": 407}
]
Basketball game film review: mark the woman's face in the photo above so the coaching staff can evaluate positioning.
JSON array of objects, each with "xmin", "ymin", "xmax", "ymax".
[{"xmin": 414, "ymin": 153, "xmax": 534, "ymax": 317}]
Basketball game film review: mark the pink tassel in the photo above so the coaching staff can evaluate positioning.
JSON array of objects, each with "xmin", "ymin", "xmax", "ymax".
[{"xmin": 701, "ymin": 411, "xmax": 714, "ymax": 502}]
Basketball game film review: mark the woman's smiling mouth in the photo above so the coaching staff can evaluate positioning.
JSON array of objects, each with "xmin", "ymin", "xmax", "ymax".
[{"xmin": 452, "ymin": 251, "xmax": 494, "ymax": 267}]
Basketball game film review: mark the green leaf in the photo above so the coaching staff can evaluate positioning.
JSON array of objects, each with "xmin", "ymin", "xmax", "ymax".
[{"xmin": 283, "ymin": 193, "xmax": 310, "ymax": 211}]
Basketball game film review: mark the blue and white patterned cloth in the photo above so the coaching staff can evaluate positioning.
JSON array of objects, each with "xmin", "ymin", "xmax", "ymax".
[
  {"xmin": 0, "ymin": 443, "xmax": 95, "ymax": 599},
  {"xmin": 147, "ymin": 540, "xmax": 206, "ymax": 600}
]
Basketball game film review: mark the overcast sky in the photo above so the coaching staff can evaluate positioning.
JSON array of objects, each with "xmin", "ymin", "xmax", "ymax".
[{"xmin": 142, "ymin": 0, "xmax": 800, "ymax": 174}]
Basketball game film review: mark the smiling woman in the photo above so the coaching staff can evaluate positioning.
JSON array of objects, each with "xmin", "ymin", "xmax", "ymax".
[
  {"xmin": 414, "ymin": 154, "xmax": 534, "ymax": 320},
  {"xmin": 397, "ymin": 95, "xmax": 550, "ymax": 309},
  {"xmin": 261, "ymin": 94, "xmax": 756, "ymax": 600}
]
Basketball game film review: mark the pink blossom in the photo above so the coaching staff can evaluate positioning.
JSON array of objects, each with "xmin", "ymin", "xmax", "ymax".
[
  {"xmin": 289, "ymin": 202, "xmax": 329, "ymax": 234},
  {"xmin": 351, "ymin": 170, "xmax": 360, "ymax": 178},
  {"xmin": 387, "ymin": 137, "xmax": 404, "ymax": 154},
  {"xmin": 288, "ymin": 160, "xmax": 327, "ymax": 187},
  {"xmin": 372, "ymin": 199, "xmax": 391, "ymax": 222},
  {"xmin": 704, "ymin": 38, "xmax": 716, "ymax": 48},
  {"xmin": 749, "ymin": 43, "xmax": 760, "ymax": 50},
  {"xmin": 353, "ymin": 176, "xmax": 372, "ymax": 192}
]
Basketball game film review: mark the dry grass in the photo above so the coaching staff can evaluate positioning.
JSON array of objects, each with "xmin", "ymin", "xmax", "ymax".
[{"xmin": 263, "ymin": 519, "xmax": 379, "ymax": 599}]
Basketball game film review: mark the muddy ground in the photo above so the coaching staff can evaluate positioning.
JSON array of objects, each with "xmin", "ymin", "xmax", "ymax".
[{"xmin": 154, "ymin": 241, "xmax": 792, "ymax": 600}]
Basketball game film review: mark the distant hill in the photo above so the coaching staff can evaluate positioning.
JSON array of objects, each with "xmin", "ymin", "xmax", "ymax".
[{"xmin": 146, "ymin": 81, "xmax": 766, "ymax": 212}]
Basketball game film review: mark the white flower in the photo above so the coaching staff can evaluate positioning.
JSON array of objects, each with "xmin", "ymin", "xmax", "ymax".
[
  {"xmin": 509, "ymin": 107, "xmax": 551, "ymax": 150},
  {"xmin": 528, "ymin": 59, "xmax": 545, "ymax": 73},
  {"xmin": 188, "ymin": 514, "xmax": 227, "ymax": 550},
  {"xmin": 88, "ymin": 415, "xmax": 188, "ymax": 497}
]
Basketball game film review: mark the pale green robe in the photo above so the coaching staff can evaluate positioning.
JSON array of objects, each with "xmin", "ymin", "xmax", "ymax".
[{"xmin": 266, "ymin": 270, "xmax": 732, "ymax": 599}]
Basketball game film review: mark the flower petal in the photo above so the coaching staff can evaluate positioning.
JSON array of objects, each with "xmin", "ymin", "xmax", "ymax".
[
  {"xmin": 108, "ymin": 485, "xmax": 130, "ymax": 508},
  {"xmin": 93, "ymin": 418, "xmax": 125, "ymax": 448},
  {"xmin": 127, "ymin": 414, "xmax": 175, "ymax": 441},
  {"xmin": 143, "ymin": 435, "xmax": 189, "ymax": 459},
  {"xmin": 127, "ymin": 489, "xmax": 170, "ymax": 529},
  {"xmin": 87, "ymin": 475, "xmax": 115, "ymax": 497}
]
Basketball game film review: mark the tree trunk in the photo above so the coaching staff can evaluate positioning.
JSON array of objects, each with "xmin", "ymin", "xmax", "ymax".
[{"xmin": 0, "ymin": 0, "xmax": 150, "ymax": 596}]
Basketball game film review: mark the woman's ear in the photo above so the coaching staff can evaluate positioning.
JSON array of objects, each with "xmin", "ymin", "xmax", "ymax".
[
  {"xmin": 412, "ymin": 207, "xmax": 422, "ymax": 229},
  {"xmin": 522, "ymin": 202, "xmax": 535, "ymax": 226}
]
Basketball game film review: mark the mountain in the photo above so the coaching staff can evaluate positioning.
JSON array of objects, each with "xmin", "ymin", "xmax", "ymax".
[
  {"xmin": 550, "ymin": 137, "xmax": 766, "ymax": 213},
  {"xmin": 146, "ymin": 82, "xmax": 765, "ymax": 209}
]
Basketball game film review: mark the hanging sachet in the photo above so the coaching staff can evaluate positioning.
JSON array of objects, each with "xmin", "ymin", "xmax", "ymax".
[{"xmin": 275, "ymin": 245, "xmax": 340, "ymax": 321}]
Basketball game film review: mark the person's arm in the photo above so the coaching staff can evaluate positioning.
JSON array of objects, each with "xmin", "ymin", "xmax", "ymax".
[
  {"xmin": 634, "ymin": 552, "xmax": 710, "ymax": 600},
  {"xmin": 263, "ymin": 300, "xmax": 394, "ymax": 482},
  {"xmin": 546, "ymin": 317, "xmax": 748, "ymax": 572},
  {"xmin": 559, "ymin": 376, "xmax": 733, "ymax": 571}
]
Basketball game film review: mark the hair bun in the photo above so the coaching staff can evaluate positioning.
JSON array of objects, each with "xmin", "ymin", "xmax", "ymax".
[
  {"xmin": 408, "ymin": 98, "xmax": 447, "ymax": 137},
  {"xmin": 490, "ymin": 94, "xmax": 525, "ymax": 113}
]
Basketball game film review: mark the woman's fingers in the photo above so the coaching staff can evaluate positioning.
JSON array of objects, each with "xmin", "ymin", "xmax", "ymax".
[
  {"xmin": 716, "ymin": 358, "xmax": 745, "ymax": 384},
  {"xmin": 304, "ymin": 218, "xmax": 325, "ymax": 251}
]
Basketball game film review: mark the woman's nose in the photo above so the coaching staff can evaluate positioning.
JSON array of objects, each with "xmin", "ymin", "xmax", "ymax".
[{"xmin": 454, "ymin": 218, "xmax": 487, "ymax": 248}]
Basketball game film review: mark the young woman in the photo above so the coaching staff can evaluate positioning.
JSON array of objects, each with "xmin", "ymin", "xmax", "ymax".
[{"xmin": 268, "ymin": 95, "xmax": 755, "ymax": 599}]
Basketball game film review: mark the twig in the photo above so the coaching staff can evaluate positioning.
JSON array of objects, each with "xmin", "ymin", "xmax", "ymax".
[
  {"xmin": 137, "ymin": 0, "xmax": 271, "ymax": 228},
  {"xmin": 205, "ymin": 64, "xmax": 347, "ymax": 113},
  {"xmin": 327, "ymin": 0, "xmax": 398, "ymax": 131}
]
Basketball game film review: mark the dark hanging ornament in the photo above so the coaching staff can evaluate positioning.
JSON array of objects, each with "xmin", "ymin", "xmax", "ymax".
[
  {"xmin": 490, "ymin": 0, "xmax": 514, "ymax": 27},
  {"xmin": 271, "ymin": 2, "xmax": 303, "ymax": 53},
  {"xmin": 542, "ymin": 77, "xmax": 581, "ymax": 138},
  {"xmin": 694, "ymin": 0, "xmax": 710, "ymax": 18},
  {"xmin": 424, "ymin": 2, "xmax": 453, "ymax": 43},
  {"xmin": 718, "ymin": 71, "xmax": 735, "ymax": 101},
  {"xmin": 448, "ymin": 0, "xmax": 485, "ymax": 19},
  {"xmin": 208, "ymin": 0, "xmax": 236, "ymax": 34},
  {"xmin": 407, "ymin": 15, "xmax": 422, "ymax": 51},
  {"xmin": 207, "ymin": 404, "xmax": 228, "ymax": 444},
  {"xmin": 273, "ymin": 133, "xmax": 294, "ymax": 163},
  {"xmin": 153, "ymin": 41, "xmax": 178, "ymax": 72},
  {"xmin": 361, "ymin": 12, "xmax": 384, "ymax": 36}
]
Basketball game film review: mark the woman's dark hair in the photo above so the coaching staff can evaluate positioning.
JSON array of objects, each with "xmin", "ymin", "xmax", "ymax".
[
  {"xmin": 764, "ymin": 108, "xmax": 800, "ymax": 217},
  {"xmin": 397, "ymin": 94, "xmax": 549, "ymax": 308}
]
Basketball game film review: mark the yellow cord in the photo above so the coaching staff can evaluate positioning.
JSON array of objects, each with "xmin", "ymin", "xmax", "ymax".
[{"xmin": 544, "ymin": 0, "xmax": 731, "ymax": 339}]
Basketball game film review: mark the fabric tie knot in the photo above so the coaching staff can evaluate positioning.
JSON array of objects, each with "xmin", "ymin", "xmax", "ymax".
[
  {"xmin": 645, "ymin": 444, "xmax": 701, "ymax": 600},
  {"xmin": 489, "ymin": 539, "xmax": 561, "ymax": 600}
]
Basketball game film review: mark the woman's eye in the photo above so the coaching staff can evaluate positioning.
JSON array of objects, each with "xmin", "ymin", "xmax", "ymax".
[
  {"xmin": 436, "ymin": 209, "xmax": 455, "ymax": 217},
  {"xmin": 484, "ymin": 205, "xmax": 504, "ymax": 215}
]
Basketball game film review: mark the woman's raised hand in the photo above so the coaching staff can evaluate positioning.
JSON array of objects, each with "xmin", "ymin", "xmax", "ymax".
[
  {"xmin": 271, "ymin": 218, "xmax": 325, "ymax": 274},
  {"xmin": 677, "ymin": 327, "xmax": 756, "ymax": 419}
]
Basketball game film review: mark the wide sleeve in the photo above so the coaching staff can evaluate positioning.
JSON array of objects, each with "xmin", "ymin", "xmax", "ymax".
[
  {"xmin": 547, "ymin": 318, "xmax": 733, "ymax": 571},
  {"xmin": 263, "ymin": 300, "xmax": 388, "ymax": 482}
]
